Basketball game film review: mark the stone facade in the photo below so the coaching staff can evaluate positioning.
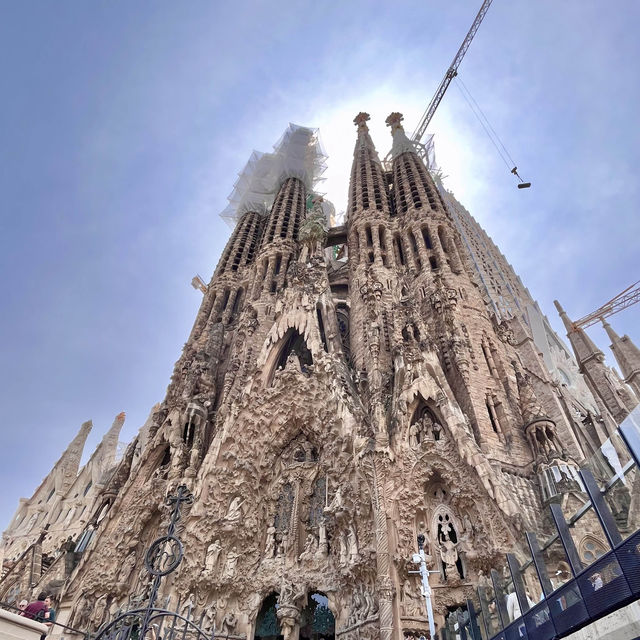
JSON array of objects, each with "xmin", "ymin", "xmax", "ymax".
[{"xmin": 1, "ymin": 114, "xmax": 638, "ymax": 639}]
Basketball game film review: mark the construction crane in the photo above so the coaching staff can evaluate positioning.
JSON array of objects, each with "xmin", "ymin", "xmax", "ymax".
[
  {"xmin": 572, "ymin": 281, "xmax": 640, "ymax": 329},
  {"xmin": 411, "ymin": 0, "xmax": 494, "ymax": 146},
  {"xmin": 406, "ymin": 0, "xmax": 530, "ymax": 188}
]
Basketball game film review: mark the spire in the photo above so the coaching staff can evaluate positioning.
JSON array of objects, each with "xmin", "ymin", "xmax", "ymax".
[
  {"xmin": 353, "ymin": 112, "xmax": 381, "ymax": 164},
  {"xmin": 554, "ymin": 300, "xmax": 603, "ymax": 365},
  {"xmin": 347, "ymin": 112, "xmax": 391, "ymax": 218},
  {"xmin": 555, "ymin": 300, "xmax": 634, "ymax": 423},
  {"xmin": 55, "ymin": 420, "xmax": 93, "ymax": 492},
  {"xmin": 95, "ymin": 412, "xmax": 125, "ymax": 469},
  {"xmin": 602, "ymin": 318, "xmax": 640, "ymax": 399},
  {"xmin": 385, "ymin": 112, "xmax": 417, "ymax": 158}
]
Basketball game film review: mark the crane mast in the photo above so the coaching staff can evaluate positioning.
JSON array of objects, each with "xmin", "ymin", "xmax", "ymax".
[{"xmin": 411, "ymin": 0, "xmax": 494, "ymax": 144}]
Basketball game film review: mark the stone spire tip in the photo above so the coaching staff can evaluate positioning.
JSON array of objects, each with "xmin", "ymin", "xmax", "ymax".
[
  {"xmin": 385, "ymin": 112, "xmax": 405, "ymax": 133},
  {"xmin": 353, "ymin": 112, "xmax": 370, "ymax": 131}
]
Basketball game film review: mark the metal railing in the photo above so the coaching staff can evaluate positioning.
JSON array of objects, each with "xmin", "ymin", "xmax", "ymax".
[{"xmin": 443, "ymin": 407, "xmax": 640, "ymax": 640}]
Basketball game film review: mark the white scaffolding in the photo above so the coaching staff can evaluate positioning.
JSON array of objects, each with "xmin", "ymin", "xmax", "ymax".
[{"xmin": 220, "ymin": 124, "xmax": 328, "ymax": 226}]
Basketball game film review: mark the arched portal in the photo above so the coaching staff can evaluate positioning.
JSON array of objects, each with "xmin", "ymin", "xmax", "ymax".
[
  {"xmin": 255, "ymin": 593, "xmax": 281, "ymax": 640},
  {"xmin": 299, "ymin": 592, "xmax": 335, "ymax": 640},
  {"xmin": 267, "ymin": 328, "xmax": 314, "ymax": 385}
]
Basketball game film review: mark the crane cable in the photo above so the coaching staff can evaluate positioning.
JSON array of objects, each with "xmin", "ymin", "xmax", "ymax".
[{"xmin": 454, "ymin": 77, "xmax": 530, "ymax": 187}]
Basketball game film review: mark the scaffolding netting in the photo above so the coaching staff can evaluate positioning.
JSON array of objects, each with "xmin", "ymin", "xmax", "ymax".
[{"xmin": 220, "ymin": 124, "xmax": 328, "ymax": 226}]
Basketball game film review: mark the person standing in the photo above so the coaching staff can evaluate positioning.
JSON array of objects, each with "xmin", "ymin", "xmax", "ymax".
[{"xmin": 43, "ymin": 595, "xmax": 56, "ymax": 635}]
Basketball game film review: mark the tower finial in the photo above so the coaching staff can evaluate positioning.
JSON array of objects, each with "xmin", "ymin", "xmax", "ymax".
[
  {"xmin": 354, "ymin": 112, "xmax": 371, "ymax": 132},
  {"xmin": 385, "ymin": 112, "xmax": 405, "ymax": 133}
]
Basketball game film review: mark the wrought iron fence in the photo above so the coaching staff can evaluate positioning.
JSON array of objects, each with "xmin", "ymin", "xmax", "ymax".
[{"xmin": 93, "ymin": 484, "xmax": 242, "ymax": 640}]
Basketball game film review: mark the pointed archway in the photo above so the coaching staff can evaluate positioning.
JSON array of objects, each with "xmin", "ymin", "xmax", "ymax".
[
  {"xmin": 299, "ymin": 592, "xmax": 335, "ymax": 640},
  {"xmin": 255, "ymin": 593, "xmax": 282, "ymax": 640}
]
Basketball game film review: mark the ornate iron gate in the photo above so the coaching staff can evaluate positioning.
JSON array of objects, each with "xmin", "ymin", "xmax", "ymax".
[{"xmin": 94, "ymin": 485, "xmax": 229, "ymax": 640}]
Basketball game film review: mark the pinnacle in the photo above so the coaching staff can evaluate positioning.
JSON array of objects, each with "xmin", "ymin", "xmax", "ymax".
[
  {"xmin": 385, "ymin": 112, "xmax": 405, "ymax": 132},
  {"xmin": 353, "ymin": 112, "xmax": 370, "ymax": 131},
  {"xmin": 386, "ymin": 111, "xmax": 417, "ymax": 159}
]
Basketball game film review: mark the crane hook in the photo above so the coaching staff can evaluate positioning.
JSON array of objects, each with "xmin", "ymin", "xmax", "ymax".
[{"xmin": 511, "ymin": 166, "xmax": 531, "ymax": 189}]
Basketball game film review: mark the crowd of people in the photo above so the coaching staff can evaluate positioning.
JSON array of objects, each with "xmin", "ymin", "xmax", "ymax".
[{"xmin": 15, "ymin": 592, "xmax": 56, "ymax": 638}]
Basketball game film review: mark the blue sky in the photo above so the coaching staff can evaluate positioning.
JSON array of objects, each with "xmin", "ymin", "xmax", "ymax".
[{"xmin": 1, "ymin": 1, "xmax": 638, "ymax": 530}]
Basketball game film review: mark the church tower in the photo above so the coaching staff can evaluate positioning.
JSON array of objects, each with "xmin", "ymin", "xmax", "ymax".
[{"xmin": 10, "ymin": 117, "xmax": 628, "ymax": 640}]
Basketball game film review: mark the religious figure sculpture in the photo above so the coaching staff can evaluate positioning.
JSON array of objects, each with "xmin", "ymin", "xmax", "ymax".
[
  {"xmin": 439, "ymin": 533, "xmax": 460, "ymax": 580},
  {"xmin": 225, "ymin": 497, "xmax": 244, "ymax": 524},
  {"xmin": 339, "ymin": 531, "xmax": 348, "ymax": 566},
  {"xmin": 409, "ymin": 423, "xmax": 420, "ymax": 448},
  {"xmin": 347, "ymin": 523, "xmax": 359, "ymax": 562},
  {"xmin": 324, "ymin": 487, "xmax": 344, "ymax": 514},
  {"xmin": 299, "ymin": 533, "xmax": 318, "ymax": 562},
  {"xmin": 264, "ymin": 525, "xmax": 276, "ymax": 558},
  {"xmin": 222, "ymin": 547, "xmax": 239, "ymax": 580},
  {"xmin": 201, "ymin": 603, "xmax": 217, "ymax": 635},
  {"xmin": 221, "ymin": 611, "xmax": 237, "ymax": 636},
  {"xmin": 180, "ymin": 593, "xmax": 196, "ymax": 619},
  {"xmin": 92, "ymin": 594, "xmax": 108, "ymax": 629},
  {"xmin": 205, "ymin": 539, "xmax": 222, "ymax": 573}
]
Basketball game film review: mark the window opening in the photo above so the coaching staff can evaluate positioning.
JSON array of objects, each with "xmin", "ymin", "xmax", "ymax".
[
  {"xmin": 365, "ymin": 226, "xmax": 373, "ymax": 247},
  {"xmin": 316, "ymin": 306, "xmax": 329, "ymax": 352},
  {"xmin": 183, "ymin": 419, "xmax": 196, "ymax": 447},
  {"xmin": 422, "ymin": 227, "xmax": 433, "ymax": 250},
  {"xmin": 486, "ymin": 399, "xmax": 499, "ymax": 433},
  {"xmin": 394, "ymin": 235, "xmax": 405, "ymax": 266},
  {"xmin": 231, "ymin": 288, "xmax": 244, "ymax": 318}
]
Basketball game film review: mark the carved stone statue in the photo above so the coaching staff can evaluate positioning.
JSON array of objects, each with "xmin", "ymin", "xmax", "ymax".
[
  {"xmin": 92, "ymin": 594, "xmax": 108, "ymax": 629},
  {"xmin": 205, "ymin": 539, "xmax": 222, "ymax": 573},
  {"xmin": 201, "ymin": 602, "xmax": 216, "ymax": 635},
  {"xmin": 264, "ymin": 525, "xmax": 276, "ymax": 558},
  {"xmin": 347, "ymin": 523, "xmax": 359, "ymax": 562},
  {"xmin": 339, "ymin": 531, "xmax": 348, "ymax": 566},
  {"xmin": 408, "ymin": 423, "xmax": 419, "ymax": 448},
  {"xmin": 180, "ymin": 593, "xmax": 195, "ymax": 619},
  {"xmin": 318, "ymin": 518, "xmax": 328, "ymax": 556},
  {"xmin": 225, "ymin": 497, "xmax": 244, "ymax": 524},
  {"xmin": 324, "ymin": 487, "xmax": 344, "ymax": 514},
  {"xmin": 439, "ymin": 534, "xmax": 460, "ymax": 580},
  {"xmin": 222, "ymin": 547, "xmax": 239, "ymax": 580},
  {"xmin": 221, "ymin": 611, "xmax": 237, "ymax": 636},
  {"xmin": 299, "ymin": 533, "xmax": 318, "ymax": 562},
  {"xmin": 73, "ymin": 593, "xmax": 92, "ymax": 630},
  {"xmin": 118, "ymin": 550, "xmax": 136, "ymax": 584},
  {"xmin": 402, "ymin": 579, "xmax": 421, "ymax": 617}
]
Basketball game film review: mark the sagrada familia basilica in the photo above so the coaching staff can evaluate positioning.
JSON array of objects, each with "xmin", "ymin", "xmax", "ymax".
[{"xmin": 1, "ymin": 113, "xmax": 639, "ymax": 639}]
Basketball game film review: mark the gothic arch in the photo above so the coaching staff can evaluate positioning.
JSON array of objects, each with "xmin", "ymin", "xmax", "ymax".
[
  {"xmin": 254, "ymin": 592, "xmax": 281, "ymax": 640},
  {"xmin": 431, "ymin": 504, "xmax": 465, "ymax": 581},
  {"xmin": 406, "ymin": 396, "xmax": 445, "ymax": 446},
  {"xmin": 263, "ymin": 328, "xmax": 314, "ymax": 386},
  {"xmin": 299, "ymin": 591, "xmax": 335, "ymax": 640}
]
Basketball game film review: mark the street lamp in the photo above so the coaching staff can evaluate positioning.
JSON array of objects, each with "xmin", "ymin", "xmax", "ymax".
[{"xmin": 409, "ymin": 533, "xmax": 439, "ymax": 639}]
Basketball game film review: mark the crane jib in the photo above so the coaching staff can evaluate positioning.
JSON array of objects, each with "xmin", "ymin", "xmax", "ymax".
[{"xmin": 411, "ymin": 0, "xmax": 494, "ymax": 144}]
